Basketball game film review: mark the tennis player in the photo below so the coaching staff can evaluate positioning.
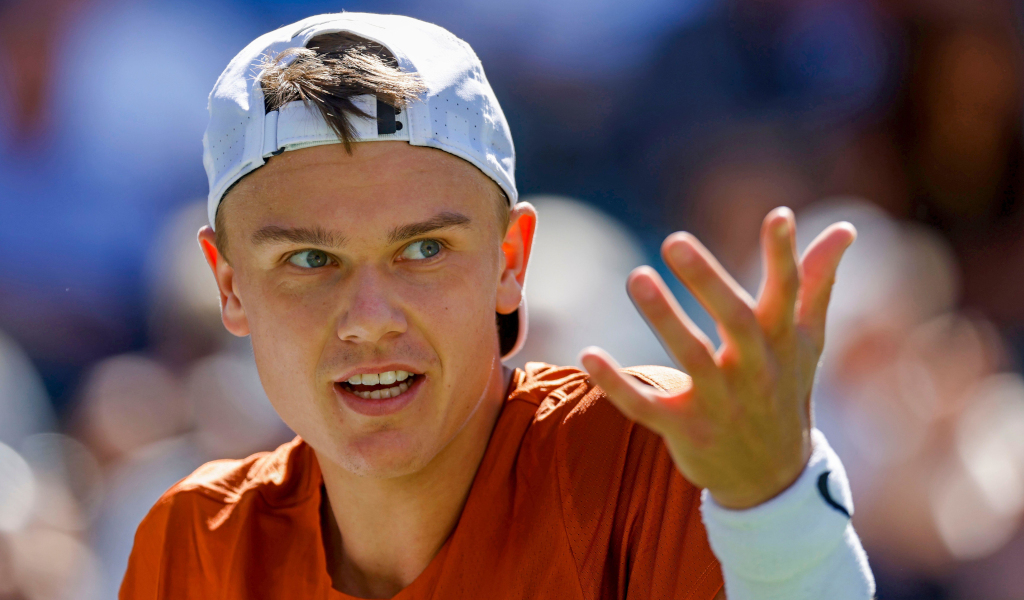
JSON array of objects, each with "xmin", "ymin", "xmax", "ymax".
[{"xmin": 121, "ymin": 13, "xmax": 875, "ymax": 600}]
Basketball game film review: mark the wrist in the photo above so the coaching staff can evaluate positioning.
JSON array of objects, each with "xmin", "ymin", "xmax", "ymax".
[
  {"xmin": 706, "ymin": 435, "xmax": 812, "ymax": 510},
  {"xmin": 699, "ymin": 429, "xmax": 870, "ymax": 586},
  {"xmin": 698, "ymin": 428, "xmax": 875, "ymax": 599}
]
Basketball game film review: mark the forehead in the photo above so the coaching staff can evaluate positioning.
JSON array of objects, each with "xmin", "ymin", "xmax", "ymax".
[{"xmin": 220, "ymin": 141, "xmax": 497, "ymax": 234}]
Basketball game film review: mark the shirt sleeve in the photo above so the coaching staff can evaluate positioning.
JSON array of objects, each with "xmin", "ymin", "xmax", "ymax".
[
  {"xmin": 119, "ymin": 496, "xmax": 174, "ymax": 600},
  {"xmin": 119, "ymin": 489, "xmax": 218, "ymax": 600}
]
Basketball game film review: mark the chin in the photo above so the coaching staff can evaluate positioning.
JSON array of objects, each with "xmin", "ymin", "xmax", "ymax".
[{"xmin": 331, "ymin": 429, "xmax": 441, "ymax": 479}]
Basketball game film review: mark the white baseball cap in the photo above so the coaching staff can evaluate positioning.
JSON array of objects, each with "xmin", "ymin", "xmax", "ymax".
[{"xmin": 202, "ymin": 12, "xmax": 527, "ymax": 359}]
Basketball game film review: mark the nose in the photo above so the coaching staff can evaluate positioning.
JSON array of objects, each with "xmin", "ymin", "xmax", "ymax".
[{"xmin": 335, "ymin": 266, "xmax": 408, "ymax": 345}]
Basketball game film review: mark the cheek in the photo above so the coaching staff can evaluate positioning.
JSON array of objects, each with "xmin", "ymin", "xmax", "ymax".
[
  {"xmin": 402, "ymin": 256, "xmax": 499, "ymax": 348},
  {"xmin": 403, "ymin": 258, "xmax": 502, "ymax": 426},
  {"xmin": 239, "ymin": 276, "xmax": 337, "ymax": 405}
]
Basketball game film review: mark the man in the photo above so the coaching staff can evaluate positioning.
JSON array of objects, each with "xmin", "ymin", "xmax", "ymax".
[{"xmin": 122, "ymin": 13, "xmax": 875, "ymax": 599}]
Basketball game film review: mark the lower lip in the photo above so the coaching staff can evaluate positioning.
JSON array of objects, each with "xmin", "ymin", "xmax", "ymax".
[{"xmin": 333, "ymin": 376, "xmax": 423, "ymax": 417}]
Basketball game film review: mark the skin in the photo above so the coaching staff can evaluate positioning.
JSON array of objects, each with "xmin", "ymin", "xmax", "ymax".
[
  {"xmin": 199, "ymin": 140, "xmax": 854, "ymax": 600},
  {"xmin": 200, "ymin": 141, "xmax": 535, "ymax": 597},
  {"xmin": 580, "ymin": 209, "xmax": 856, "ymax": 510}
]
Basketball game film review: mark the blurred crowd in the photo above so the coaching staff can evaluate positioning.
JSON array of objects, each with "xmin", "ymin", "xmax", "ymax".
[{"xmin": 2, "ymin": 0, "xmax": 1024, "ymax": 598}]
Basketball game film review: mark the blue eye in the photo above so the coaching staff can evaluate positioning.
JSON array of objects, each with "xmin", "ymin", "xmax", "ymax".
[
  {"xmin": 402, "ymin": 239, "xmax": 441, "ymax": 260},
  {"xmin": 288, "ymin": 249, "xmax": 331, "ymax": 269}
]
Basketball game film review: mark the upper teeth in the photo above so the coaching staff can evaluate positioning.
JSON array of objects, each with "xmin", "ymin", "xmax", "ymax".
[{"xmin": 347, "ymin": 370, "xmax": 412, "ymax": 385}]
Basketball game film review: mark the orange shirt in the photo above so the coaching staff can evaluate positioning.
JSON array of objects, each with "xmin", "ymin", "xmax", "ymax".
[{"xmin": 121, "ymin": 363, "xmax": 723, "ymax": 599}]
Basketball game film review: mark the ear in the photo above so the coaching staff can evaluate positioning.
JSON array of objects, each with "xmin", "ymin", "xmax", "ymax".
[
  {"xmin": 197, "ymin": 226, "xmax": 250, "ymax": 337},
  {"xmin": 496, "ymin": 202, "xmax": 537, "ymax": 314}
]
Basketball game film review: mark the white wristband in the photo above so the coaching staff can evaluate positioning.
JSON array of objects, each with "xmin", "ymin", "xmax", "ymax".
[{"xmin": 700, "ymin": 429, "xmax": 875, "ymax": 600}]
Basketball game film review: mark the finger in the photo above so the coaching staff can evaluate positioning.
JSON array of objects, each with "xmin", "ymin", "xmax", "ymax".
[
  {"xmin": 755, "ymin": 207, "xmax": 800, "ymax": 340},
  {"xmin": 626, "ymin": 267, "xmax": 723, "ymax": 389},
  {"xmin": 579, "ymin": 346, "xmax": 671, "ymax": 430},
  {"xmin": 795, "ymin": 222, "xmax": 857, "ymax": 353},
  {"xmin": 662, "ymin": 233, "xmax": 766, "ymax": 364}
]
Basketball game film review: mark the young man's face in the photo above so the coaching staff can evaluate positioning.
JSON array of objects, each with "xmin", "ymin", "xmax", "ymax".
[{"xmin": 201, "ymin": 142, "xmax": 533, "ymax": 478}]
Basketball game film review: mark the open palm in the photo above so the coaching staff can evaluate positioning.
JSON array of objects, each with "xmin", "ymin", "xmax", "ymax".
[{"xmin": 580, "ymin": 207, "xmax": 856, "ymax": 510}]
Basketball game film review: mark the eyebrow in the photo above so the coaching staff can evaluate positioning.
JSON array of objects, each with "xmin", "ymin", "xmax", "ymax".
[
  {"xmin": 249, "ymin": 211, "xmax": 473, "ymax": 249},
  {"xmin": 251, "ymin": 225, "xmax": 346, "ymax": 248},
  {"xmin": 386, "ymin": 211, "xmax": 472, "ymax": 245}
]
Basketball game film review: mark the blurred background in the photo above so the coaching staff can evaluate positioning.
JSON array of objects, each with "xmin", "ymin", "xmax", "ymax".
[{"xmin": 1, "ymin": 0, "xmax": 1023, "ymax": 597}]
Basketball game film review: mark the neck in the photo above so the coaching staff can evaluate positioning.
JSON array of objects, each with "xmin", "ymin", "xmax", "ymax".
[{"xmin": 316, "ymin": 364, "xmax": 513, "ymax": 599}]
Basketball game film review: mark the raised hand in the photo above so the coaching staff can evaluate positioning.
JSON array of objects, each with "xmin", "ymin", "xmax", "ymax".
[{"xmin": 580, "ymin": 207, "xmax": 856, "ymax": 509}]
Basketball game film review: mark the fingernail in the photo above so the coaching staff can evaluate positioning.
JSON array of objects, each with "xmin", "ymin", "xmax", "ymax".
[
  {"xmin": 774, "ymin": 217, "xmax": 789, "ymax": 238},
  {"xmin": 670, "ymin": 240, "xmax": 694, "ymax": 266},
  {"xmin": 578, "ymin": 348, "xmax": 602, "ymax": 370},
  {"xmin": 632, "ymin": 276, "xmax": 658, "ymax": 301}
]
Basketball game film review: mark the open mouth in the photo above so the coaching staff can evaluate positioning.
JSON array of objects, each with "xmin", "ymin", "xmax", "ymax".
[{"xmin": 335, "ymin": 370, "xmax": 422, "ymax": 400}]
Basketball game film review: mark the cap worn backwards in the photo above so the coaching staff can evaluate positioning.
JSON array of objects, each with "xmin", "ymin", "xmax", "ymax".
[{"xmin": 202, "ymin": 12, "xmax": 526, "ymax": 359}]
